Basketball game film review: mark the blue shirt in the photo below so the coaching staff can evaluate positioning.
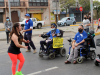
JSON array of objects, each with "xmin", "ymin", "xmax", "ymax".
[
  {"xmin": 74, "ymin": 30, "xmax": 87, "ymax": 45},
  {"xmin": 25, "ymin": 19, "xmax": 33, "ymax": 33},
  {"xmin": 46, "ymin": 29, "xmax": 60, "ymax": 39}
]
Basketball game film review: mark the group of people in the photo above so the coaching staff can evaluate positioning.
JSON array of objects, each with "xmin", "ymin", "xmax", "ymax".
[{"xmin": 3, "ymin": 13, "xmax": 99, "ymax": 75}]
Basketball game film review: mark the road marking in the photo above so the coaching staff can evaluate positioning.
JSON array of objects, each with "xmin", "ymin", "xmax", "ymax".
[{"xmin": 27, "ymin": 66, "xmax": 58, "ymax": 75}]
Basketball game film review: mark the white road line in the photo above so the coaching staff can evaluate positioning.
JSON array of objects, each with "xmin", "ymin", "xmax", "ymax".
[
  {"xmin": 45, "ymin": 66, "xmax": 58, "ymax": 71},
  {"xmin": 27, "ymin": 66, "xmax": 58, "ymax": 75}
]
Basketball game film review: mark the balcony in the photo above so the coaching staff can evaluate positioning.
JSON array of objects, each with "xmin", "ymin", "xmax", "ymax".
[
  {"xmin": 6, "ymin": 2, "xmax": 25, "ymax": 7},
  {"xmin": 29, "ymin": 2, "xmax": 48, "ymax": 6},
  {"xmin": 0, "ymin": 2, "xmax": 5, "ymax": 7}
]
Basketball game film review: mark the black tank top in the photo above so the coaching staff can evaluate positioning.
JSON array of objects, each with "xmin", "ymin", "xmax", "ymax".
[{"xmin": 8, "ymin": 34, "xmax": 23, "ymax": 54}]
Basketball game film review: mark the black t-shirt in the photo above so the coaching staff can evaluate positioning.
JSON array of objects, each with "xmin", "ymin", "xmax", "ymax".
[{"xmin": 8, "ymin": 34, "xmax": 23, "ymax": 54}]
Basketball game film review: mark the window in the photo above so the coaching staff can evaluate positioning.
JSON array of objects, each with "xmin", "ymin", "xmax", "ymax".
[
  {"xmin": 0, "ymin": 0, "xmax": 4, "ymax": 2},
  {"xmin": 0, "ymin": 13, "xmax": 3, "ymax": 23},
  {"xmin": 32, "ymin": 18, "xmax": 36, "ymax": 22},
  {"xmin": 29, "ymin": 0, "xmax": 48, "ymax": 2},
  {"xmin": 10, "ymin": 0, "xmax": 20, "ymax": 2}
]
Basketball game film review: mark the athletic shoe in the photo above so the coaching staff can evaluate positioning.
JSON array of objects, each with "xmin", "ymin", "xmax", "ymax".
[
  {"xmin": 33, "ymin": 49, "xmax": 37, "ymax": 54},
  {"xmin": 16, "ymin": 71, "xmax": 24, "ymax": 75}
]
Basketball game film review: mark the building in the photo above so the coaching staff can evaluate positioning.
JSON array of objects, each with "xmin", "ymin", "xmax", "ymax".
[{"xmin": 0, "ymin": 0, "xmax": 50, "ymax": 27}]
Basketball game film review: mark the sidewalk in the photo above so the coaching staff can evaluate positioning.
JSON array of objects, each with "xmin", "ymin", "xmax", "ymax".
[{"xmin": 0, "ymin": 26, "xmax": 100, "ymax": 40}]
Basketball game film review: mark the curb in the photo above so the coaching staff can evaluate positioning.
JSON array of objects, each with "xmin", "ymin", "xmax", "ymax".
[
  {"xmin": 0, "ymin": 24, "xmax": 98, "ymax": 31},
  {"xmin": 0, "ymin": 31, "xmax": 100, "ymax": 41}
]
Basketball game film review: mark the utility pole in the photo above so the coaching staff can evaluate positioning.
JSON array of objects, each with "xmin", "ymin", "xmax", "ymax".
[
  {"xmin": 90, "ymin": 0, "xmax": 94, "ymax": 30},
  {"xmin": 8, "ymin": 0, "xmax": 11, "ymax": 21},
  {"xmin": 56, "ymin": 0, "xmax": 59, "ymax": 25}
]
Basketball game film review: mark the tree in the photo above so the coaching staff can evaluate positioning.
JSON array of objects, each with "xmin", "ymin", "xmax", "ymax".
[
  {"xmin": 93, "ymin": 0, "xmax": 100, "ymax": 19},
  {"xmin": 78, "ymin": 0, "xmax": 90, "ymax": 11},
  {"xmin": 60, "ymin": 0, "xmax": 76, "ymax": 14}
]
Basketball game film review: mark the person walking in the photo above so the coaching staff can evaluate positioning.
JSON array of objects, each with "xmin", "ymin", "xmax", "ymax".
[
  {"xmin": 4, "ymin": 17, "xmax": 13, "ymax": 44},
  {"xmin": 83, "ymin": 15, "xmax": 91, "ymax": 32},
  {"xmin": 22, "ymin": 14, "xmax": 37, "ymax": 54},
  {"xmin": 96, "ymin": 18, "xmax": 100, "ymax": 32},
  {"xmin": 8, "ymin": 23, "xmax": 30, "ymax": 75}
]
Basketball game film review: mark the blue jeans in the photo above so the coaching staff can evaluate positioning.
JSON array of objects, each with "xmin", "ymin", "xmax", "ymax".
[{"xmin": 24, "ymin": 33, "xmax": 36, "ymax": 50}]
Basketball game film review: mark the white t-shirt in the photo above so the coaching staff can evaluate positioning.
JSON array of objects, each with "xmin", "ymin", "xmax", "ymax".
[{"xmin": 83, "ymin": 19, "xmax": 90, "ymax": 29}]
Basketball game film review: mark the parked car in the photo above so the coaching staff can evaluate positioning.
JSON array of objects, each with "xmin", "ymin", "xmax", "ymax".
[
  {"xmin": 19, "ymin": 18, "xmax": 45, "ymax": 29},
  {"xmin": 57, "ymin": 17, "xmax": 76, "ymax": 26}
]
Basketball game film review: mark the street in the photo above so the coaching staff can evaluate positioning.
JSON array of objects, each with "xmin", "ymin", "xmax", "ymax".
[{"xmin": 0, "ymin": 31, "xmax": 100, "ymax": 75}]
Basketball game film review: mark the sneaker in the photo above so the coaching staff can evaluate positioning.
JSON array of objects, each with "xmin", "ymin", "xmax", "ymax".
[
  {"xmin": 26, "ymin": 50, "xmax": 31, "ymax": 52},
  {"xmin": 15, "ymin": 71, "xmax": 24, "ymax": 75},
  {"xmin": 33, "ymin": 49, "xmax": 37, "ymax": 54}
]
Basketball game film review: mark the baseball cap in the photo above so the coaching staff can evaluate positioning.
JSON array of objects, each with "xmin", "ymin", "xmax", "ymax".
[{"xmin": 25, "ymin": 14, "xmax": 30, "ymax": 17}]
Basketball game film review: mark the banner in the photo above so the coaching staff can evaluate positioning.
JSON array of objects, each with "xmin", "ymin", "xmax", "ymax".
[{"xmin": 53, "ymin": 37, "xmax": 63, "ymax": 48}]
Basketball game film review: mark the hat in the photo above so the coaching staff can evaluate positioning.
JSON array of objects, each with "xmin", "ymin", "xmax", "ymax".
[
  {"xmin": 51, "ymin": 23, "xmax": 57, "ymax": 27},
  {"xmin": 6, "ymin": 17, "xmax": 9, "ymax": 19},
  {"xmin": 25, "ymin": 14, "xmax": 30, "ymax": 17}
]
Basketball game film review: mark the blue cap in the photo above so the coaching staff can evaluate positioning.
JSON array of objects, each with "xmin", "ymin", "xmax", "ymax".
[
  {"xmin": 25, "ymin": 14, "xmax": 30, "ymax": 17},
  {"xmin": 51, "ymin": 23, "xmax": 56, "ymax": 27}
]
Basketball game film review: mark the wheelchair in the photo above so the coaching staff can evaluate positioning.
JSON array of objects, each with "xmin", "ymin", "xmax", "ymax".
[
  {"xmin": 39, "ymin": 30, "xmax": 66, "ymax": 59},
  {"xmin": 66, "ymin": 30, "xmax": 96, "ymax": 63},
  {"xmin": 94, "ymin": 39, "xmax": 100, "ymax": 66}
]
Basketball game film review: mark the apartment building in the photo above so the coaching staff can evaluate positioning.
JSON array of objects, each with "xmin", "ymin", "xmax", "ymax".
[{"xmin": 0, "ymin": 0, "xmax": 50, "ymax": 26}]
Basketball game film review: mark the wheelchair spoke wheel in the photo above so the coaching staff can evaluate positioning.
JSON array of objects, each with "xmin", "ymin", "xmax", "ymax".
[
  {"xmin": 49, "ymin": 53, "xmax": 55, "ymax": 59},
  {"xmin": 90, "ymin": 51, "xmax": 96, "ymax": 60},
  {"xmin": 77, "ymin": 57, "xmax": 83, "ymax": 64},
  {"xmin": 60, "ymin": 47, "xmax": 66, "ymax": 57}
]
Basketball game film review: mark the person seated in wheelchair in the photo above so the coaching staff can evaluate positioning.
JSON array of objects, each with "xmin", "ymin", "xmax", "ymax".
[
  {"xmin": 65, "ymin": 25, "xmax": 87, "ymax": 64},
  {"xmin": 39, "ymin": 23, "xmax": 60, "ymax": 55}
]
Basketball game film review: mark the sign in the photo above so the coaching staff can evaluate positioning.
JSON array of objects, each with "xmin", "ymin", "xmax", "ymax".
[
  {"xmin": 53, "ymin": 37, "xmax": 63, "ymax": 48},
  {"xmin": 79, "ymin": 7, "xmax": 83, "ymax": 11},
  {"xmin": 0, "ymin": 9, "xmax": 3, "ymax": 12},
  {"xmin": 54, "ymin": 10, "xmax": 60, "ymax": 14},
  {"xmin": 27, "ymin": 8, "xmax": 44, "ymax": 13}
]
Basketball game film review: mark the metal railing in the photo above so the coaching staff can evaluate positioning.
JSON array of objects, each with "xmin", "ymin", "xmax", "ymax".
[
  {"xmin": 0, "ymin": 2, "xmax": 5, "ymax": 7},
  {"xmin": 6, "ymin": 2, "xmax": 25, "ymax": 7},
  {"xmin": 29, "ymin": 2, "xmax": 48, "ymax": 6}
]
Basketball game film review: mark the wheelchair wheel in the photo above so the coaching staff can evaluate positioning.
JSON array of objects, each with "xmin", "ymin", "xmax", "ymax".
[
  {"xmin": 94, "ymin": 60, "xmax": 99, "ymax": 66},
  {"xmin": 90, "ymin": 51, "xmax": 96, "ymax": 60},
  {"xmin": 60, "ymin": 47, "xmax": 66, "ymax": 57},
  {"xmin": 49, "ymin": 53, "xmax": 55, "ymax": 59},
  {"xmin": 77, "ymin": 57, "xmax": 83, "ymax": 64},
  {"xmin": 66, "ymin": 54, "xmax": 69, "ymax": 59},
  {"xmin": 39, "ymin": 50, "xmax": 43, "ymax": 57}
]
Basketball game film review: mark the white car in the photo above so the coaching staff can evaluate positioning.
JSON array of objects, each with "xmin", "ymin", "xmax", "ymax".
[{"xmin": 19, "ymin": 18, "xmax": 45, "ymax": 29}]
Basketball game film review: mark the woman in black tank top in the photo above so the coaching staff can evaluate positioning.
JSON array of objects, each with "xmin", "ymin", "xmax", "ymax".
[{"xmin": 8, "ymin": 23, "xmax": 30, "ymax": 75}]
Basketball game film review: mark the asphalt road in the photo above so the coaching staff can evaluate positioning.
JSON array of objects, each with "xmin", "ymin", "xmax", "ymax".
[{"xmin": 0, "ymin": 32, "xmax": 100, "ymax": 75}]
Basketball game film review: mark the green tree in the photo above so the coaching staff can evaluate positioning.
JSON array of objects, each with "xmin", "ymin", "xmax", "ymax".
[
  {"xmin": 93, "ymin": 0, "xmax": 100, "ymax": 19},
  {"xmin": 78, "ymin": 0, "xmax": 90, "ymax": 11},
  {"xmin": 60, "ymin": 0, "xmax": 76, "ymax": 14}
]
